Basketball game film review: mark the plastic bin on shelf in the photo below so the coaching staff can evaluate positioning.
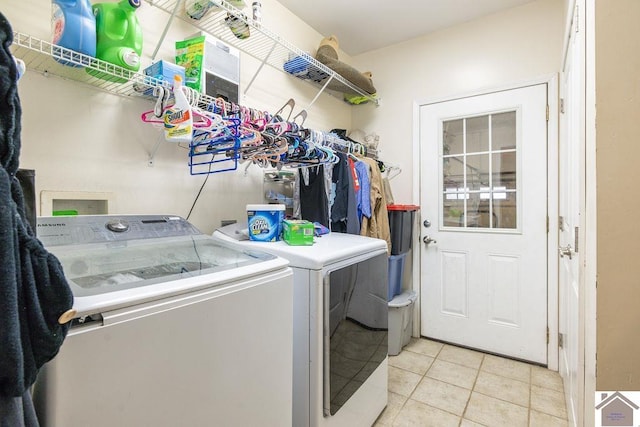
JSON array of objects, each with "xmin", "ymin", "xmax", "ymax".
[
  {"xmin": 387, "ymin": 252, "xmax": 407, "ymax": 301},
  {"xmin": 387, "ymin": 204, "xmax": 420, "ymax": 255},
  {"xmin": 388, "ymin": 290, "xmax": 417, "ymax": 356}
]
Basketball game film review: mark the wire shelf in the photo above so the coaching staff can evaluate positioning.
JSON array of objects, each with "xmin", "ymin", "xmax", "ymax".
[
  {"xmin": 11, "ymin": 32, "xmax": 168, "ymax": 99},
  {"xmin": 145, "ymin": 0, "xmax": 379, "ymax": 105}
]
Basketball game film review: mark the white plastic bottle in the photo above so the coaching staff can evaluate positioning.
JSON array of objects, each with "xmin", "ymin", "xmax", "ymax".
[{"xmin": 164, "ymin": 75, "xmax": 193, "ymax": 143}]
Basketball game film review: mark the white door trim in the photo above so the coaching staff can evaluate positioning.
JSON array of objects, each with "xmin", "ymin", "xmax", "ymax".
[
  {"xmin": 584, "ymin": 0, "xmax": 597, "ymax": 423},
  {"xmin": 411, "ymin": 74, "xmax": 559, "ymax": 371}
]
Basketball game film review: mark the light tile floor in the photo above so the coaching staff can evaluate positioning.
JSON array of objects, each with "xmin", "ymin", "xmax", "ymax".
[{"xmin": 375, "ymin": 338, "xmax": 568, "ymax": 427}]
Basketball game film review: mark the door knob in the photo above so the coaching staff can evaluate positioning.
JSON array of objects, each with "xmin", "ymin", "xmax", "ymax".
[
  {"xmin": 423, "ymin": 235, "xmax": 437, "ymax": 245},
  {"xmin": 559, "ymin": 244, "xmax": 573, "ymax": 259}
]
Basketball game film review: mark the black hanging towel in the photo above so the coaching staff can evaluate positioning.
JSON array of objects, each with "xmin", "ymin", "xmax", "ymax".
[{"xmin": 0, "ymin": 12, "xmax": 74, "ymax": 427}]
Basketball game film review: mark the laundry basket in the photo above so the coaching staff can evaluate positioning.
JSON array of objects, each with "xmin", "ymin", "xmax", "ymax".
[{"xmin": 388, "ymin": 290, "xmax": 417, "ymax": 356}]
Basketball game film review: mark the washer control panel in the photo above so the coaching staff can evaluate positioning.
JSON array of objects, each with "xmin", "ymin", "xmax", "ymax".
[{"xmin": 37, "ymin": 215, "xmax": 202, "ymax": 246}]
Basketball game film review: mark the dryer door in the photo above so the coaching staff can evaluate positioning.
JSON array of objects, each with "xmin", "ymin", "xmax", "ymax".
[{"xmin": 323, "ymin": 252, "xmax": 388, "ymax": 416}]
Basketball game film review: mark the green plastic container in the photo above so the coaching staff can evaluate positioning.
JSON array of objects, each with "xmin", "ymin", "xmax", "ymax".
[{"xmin": 87, "ymin": 0, "xmax": 143, "ymax": 82}]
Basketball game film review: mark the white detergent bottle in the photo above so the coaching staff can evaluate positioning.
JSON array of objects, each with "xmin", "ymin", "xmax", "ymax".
[{"xmin": 164, "ymin": 75, "xmax": 193, "ymax": 143}]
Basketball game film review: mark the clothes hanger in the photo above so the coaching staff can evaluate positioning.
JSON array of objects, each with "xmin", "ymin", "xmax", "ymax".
[
  {"xmin": 152, "ymin": 85, "xmax": 171, "ymax": 117},
  {"xmin": 384, "ymin": 163, "xmax": 402, "ymax": 180},
  {"xmin": 291, "ymin": 109, "xmax": 307, "ymax": 127}
]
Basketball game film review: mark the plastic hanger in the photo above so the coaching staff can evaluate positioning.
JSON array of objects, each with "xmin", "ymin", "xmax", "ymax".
[{"xmin": 268, "ymin": 98, "xmax": 295, "ymax": 124}]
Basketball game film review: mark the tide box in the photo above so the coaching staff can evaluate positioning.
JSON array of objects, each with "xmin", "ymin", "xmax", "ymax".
[
  {"xmin": 247, "ymin": 204, "xmax": 285, "ymax": 242},
  {"xmin": 282, "ymin": 220, "xmax": 314, "ymax": 246}
]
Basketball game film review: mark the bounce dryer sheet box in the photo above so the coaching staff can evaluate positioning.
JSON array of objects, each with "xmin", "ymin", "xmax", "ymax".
[
  {"xmin": 246, "ymin": 204, "xmax": 285, "ymax": 242},
  {"xmin": 282, "ymin": 219, "xmax": 314, "ymax": 246}
]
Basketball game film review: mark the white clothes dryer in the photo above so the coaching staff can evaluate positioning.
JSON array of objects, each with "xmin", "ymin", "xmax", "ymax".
[{"xmin": 213, "ymin": 225, "xmax": 388, "ymax": 427}]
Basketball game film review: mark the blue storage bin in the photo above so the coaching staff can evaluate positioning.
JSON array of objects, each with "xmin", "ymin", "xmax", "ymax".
[{"xmin": 387, "ymin": 252, "xmax": 407, "ymax": 301}]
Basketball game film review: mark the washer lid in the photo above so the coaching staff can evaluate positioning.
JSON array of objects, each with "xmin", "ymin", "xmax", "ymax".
[
  {"xmin": 49, "ymin": 234, "xmax": 276, "ymax": 298},
  {"xmin": 37, "ymin": 215, "xmax": 289, "ymax": 317}
]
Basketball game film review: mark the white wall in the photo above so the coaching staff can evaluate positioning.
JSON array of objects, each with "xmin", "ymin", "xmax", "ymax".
[
  {"xmin": 351, "ymin": 0, "xmax": 566, "ymax": 204},
  {"xmin": 4, "ymin": 0, "xmax": 352, "ymax": 233},
  {"xmin": 5, "ymin": 0, "xmax": 566, "ymax": 232}
]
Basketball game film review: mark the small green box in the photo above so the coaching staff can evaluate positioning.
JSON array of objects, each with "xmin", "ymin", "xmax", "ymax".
[{"xmin": 282, "ymin": 220, "xmax": 314, "ymax": 246}]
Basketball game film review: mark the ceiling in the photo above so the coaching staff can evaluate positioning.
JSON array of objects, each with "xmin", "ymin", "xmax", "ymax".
[{"xmin": 276, "ymin": 0, "xmax": 537, "ymax": 55}]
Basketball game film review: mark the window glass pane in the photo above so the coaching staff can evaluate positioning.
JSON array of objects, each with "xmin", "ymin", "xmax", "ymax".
[
  {"xmin": 492, "ymin": 112, "xmax": 516, "ymax": 151},
  {"xmin": 443, "ymin": 155, "xmax": 464, "ymax": 191},
  {"xmin": 493, "ymin": 192, "xmax": 517, "ymax": 229},
  {"xmin": 466, "ymin": 116, "xmax": 489, "ymax": 153},
  {"xmin": 466, "ymin": 153, "xmax": 489, "ymax": 191},
  {"xmin": 466, "ymin": 192, "xmax": 491, "ymax": 228},
  {"xmin": 443, "ymin": 199, "xmax": 464, "ymax": 228},
  {"xmin": 492, "ymin": 152, "xmax": 516, "ymax": 190},
  {"xmin": 443, "ymin": 119, "xmax": 463, "ymax": 155}
]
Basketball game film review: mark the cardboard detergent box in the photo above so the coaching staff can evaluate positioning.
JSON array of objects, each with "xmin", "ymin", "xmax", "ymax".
[
  {"xmin": 247, "ymin": 204, "xmax": 285, "ymax": 242},
  {"xmin": 175, "ymin": 34, "xmax": 240, "ymax": 103},
  {"xmin": 282, "ymin": 219, "xmax": 314, "ymax": 246}
]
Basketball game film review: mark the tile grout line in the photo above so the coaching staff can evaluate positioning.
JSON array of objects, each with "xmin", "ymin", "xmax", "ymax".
[
  {"xmin": 528, "ymin": 362, "xmax": 533, "ymax": 426},
  {"xmin": 459, "ymin": 353, "xmax": 484, "ymax": 426},
  {"xmin": 390, "ymin": 342, "xmax": 446, "ymax": 425},
  {"xmin": 386, "ymin": 342, "xmax": 445, "ymax": 426}
]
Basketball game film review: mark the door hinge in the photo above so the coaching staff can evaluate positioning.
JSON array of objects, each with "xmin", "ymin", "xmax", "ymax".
[
  {"xmin": 546, "ymin": 216, "xmax": 549, "ymax": 233},
  {"xmin": 574, "ymin": 226, "xmax": 579, "ymax": 253},
  {"xmin": 547, "ymin": 327, "xmax": 550, "ymax": 344},
  {"xmin": 559, "ymin": 215, "xmax": 565, "ymax": 231},
  {"xmin": 560, "ymin": 98, "xmax": 565, "ymax": 114},
  {"xmin": 546, "ymin": 104, "xmax": 550, "ymax": 121},
  {"xmin": 575, "ymin": 4, "xmax": 580, "ymax": 34},
  {"xmin": 558, "ymin": 333, "xmax": 565, "ymax": 348}
]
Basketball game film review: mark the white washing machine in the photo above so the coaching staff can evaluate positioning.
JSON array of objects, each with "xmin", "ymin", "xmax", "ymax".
[
  {"xmin": 213, "ymin": 225, "xmax": 388, "ymax": 427},
  {"xmin": 34, "ymin": 215, "xmax": 294, "ymax": 427}
]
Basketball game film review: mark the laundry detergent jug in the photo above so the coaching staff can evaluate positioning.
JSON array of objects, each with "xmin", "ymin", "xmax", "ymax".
[
  {"xmin": 51, "ymin": 0, "xmax": 96, "ymax": 67},
  {"xmin": 87, "ymin": 0, "xmax": 143, "ymax": 82}
]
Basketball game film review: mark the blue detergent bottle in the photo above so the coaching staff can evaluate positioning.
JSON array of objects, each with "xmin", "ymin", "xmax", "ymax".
[{"xmin": 51, "ymin": 0, "xmax": 96, "ymax": 67}]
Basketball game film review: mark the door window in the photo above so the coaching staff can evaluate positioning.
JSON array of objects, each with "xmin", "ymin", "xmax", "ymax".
[{"xmin": 442, "ymin": 111, "xmax": 517, "ymax": 229}]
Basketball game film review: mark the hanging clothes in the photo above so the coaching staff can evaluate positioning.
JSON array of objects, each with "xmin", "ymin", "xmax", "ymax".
[
  {"xmin": 354, "ymin": 159, "xmax": 371, "ymax": 225},
  {"xmin": 298, "ymin": 165, "xmax": 329, "ymax": 227},
  {"xmin": 0, "ymin": 14, "xmax": 74, "ymax": 426},
  {"xmin": 359, "ymin": 157, "xmax": 391, "ymax": 253},
  {"xmin": 330, "ymin": 152, "xmax": 359, "ymax": 234}
]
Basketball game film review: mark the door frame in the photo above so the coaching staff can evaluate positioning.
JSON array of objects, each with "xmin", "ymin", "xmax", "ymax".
[{"xmin": 411, "ymin": 74, "xmax": 559, "ymax": 370}]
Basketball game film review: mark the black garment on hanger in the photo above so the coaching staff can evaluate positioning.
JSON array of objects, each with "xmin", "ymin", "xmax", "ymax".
[
  {"xmin": 330, "ymin": 152, "xmax": 348, "ymax": 230},
  {"xmin": 299, "ymin": 165, "xmax": 329, "ymax": 227}
]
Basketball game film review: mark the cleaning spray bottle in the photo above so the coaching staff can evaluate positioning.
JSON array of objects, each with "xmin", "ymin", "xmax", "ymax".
[
  {"xmin": 164, "ymin": 75, "xmax": 193, "ymax": 143},
  {"xmin": 88, "ymin": 0, "xmax": 143, "ymax": 82},
  {"xmin": 51, "ymin": 0, "xmax": 96, "ymax": 67}
]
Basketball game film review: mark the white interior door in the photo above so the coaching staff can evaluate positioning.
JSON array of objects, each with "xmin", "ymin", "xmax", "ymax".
[
  {"xmin": 559, "ymin": 2, "xmax": 585, "ymax": 426},
  {"xmin": 419, "ymin": 85, "xmax": 548, "ymax": 364}
]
